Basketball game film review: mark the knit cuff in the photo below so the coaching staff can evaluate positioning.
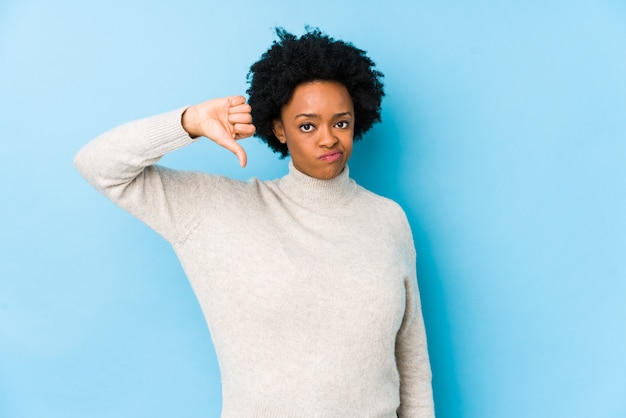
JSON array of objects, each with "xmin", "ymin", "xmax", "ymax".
[{"xmin": 145, "ymin": 106, "xmax": 198, "ymax": 156}]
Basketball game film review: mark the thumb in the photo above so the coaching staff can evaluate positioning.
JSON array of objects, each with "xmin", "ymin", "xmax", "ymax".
[{"xmin": 219, "ymin": 139, "xmax": 248, "ymax": 168}]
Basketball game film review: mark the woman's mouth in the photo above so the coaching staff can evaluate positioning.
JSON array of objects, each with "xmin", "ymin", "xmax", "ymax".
[{"xmin": 320, "ymin": 151, "xmax": 342, "ymax": 162}]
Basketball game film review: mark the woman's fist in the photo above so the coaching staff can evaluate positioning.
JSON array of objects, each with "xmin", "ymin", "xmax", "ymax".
[{"xmin": 182, "ymin": 96, "xmax": 256, "ymax": 167}]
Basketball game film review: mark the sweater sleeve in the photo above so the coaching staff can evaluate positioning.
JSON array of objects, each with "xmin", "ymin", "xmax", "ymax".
[
  {"xmin": 74, "ymin": 107, "xmax": 217, "ymax": 244},
  {"xmin": 395, "ymin": 214, "xmax": 436, "ymax": 418}
]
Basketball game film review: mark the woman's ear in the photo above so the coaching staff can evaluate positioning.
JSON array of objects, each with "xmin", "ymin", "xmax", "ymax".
[{"xmin": 273, "ymin": 120, "xmax": 286, "ymax": 144}]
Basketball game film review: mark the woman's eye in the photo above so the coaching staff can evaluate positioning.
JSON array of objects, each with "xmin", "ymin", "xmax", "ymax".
[
  {"xmin": 335, "ymin": 121, "xmax": 350, "ymax": 129},
  {"xmin": 300, "ymin": 123, "xmax": 314, "ymax": 132}
]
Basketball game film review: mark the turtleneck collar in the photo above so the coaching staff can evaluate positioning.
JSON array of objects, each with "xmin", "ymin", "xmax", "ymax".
[{"xmin": 277, "ymin": 161, "xmax": 357, "ymax": 210}]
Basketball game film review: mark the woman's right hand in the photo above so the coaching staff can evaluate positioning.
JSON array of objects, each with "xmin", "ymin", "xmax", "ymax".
[{"xmin": 181, "ymin": 96, "xmax": 256, "ymax": 167}]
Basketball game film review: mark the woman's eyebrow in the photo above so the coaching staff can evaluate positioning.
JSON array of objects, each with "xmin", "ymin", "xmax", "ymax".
[
  {"xmin": 294, "ymin": 111, "xmax": 353, "ymax": 119},
  {"xmin": 295, "ymin": 113, "xmax": 320, "ymax": 119}
]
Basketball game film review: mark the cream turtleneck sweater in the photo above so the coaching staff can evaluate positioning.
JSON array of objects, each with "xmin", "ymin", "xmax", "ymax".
[{"xmin": 74, "ymin": 108, "xmax": 435, "ymax": 417}]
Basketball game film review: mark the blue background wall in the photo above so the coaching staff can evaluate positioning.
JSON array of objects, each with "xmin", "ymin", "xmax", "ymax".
[{"xmin": 1, "ymin": 1, "xmax": 625, "ymax": 417}]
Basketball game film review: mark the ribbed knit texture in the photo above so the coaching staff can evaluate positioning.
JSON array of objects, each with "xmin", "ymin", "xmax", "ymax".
[{"xmin": 74, "ymin": 108, "xmax": 435, "ymax": 417}]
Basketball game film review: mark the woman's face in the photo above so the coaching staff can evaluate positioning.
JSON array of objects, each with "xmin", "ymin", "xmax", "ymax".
[{"xmin": 273, "ymin": 81, "xmax": 354, "ymax": 180}]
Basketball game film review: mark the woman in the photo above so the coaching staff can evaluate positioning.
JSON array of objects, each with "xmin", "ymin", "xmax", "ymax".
[{"xmin": 75, "ymin": 28, "xmax": 435, "ymax": 417}]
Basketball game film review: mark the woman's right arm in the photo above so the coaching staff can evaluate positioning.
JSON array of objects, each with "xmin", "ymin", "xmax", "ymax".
[{"xmin": 73, "ymin": 96, "xmax": 255, "ymax": 243}]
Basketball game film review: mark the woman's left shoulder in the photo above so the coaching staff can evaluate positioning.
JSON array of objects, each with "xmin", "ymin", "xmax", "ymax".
[{"xmin": 355, "ymin": 186, "xmax": 410, "ymax": 224}]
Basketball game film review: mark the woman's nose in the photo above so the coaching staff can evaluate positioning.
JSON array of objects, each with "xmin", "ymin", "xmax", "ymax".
[{"xmin": 318, "ymin": 125, "xmax": 338, "ymax": 147}]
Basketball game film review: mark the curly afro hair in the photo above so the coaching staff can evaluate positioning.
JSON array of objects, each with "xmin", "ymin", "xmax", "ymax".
[{"xmin": 246, "ymin": 27, "xmax": 385, "ymax": 158}]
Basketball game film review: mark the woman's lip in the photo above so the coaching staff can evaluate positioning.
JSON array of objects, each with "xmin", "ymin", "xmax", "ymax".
[{"xmin": 320, "ymin": 151, "xmax": 342, "ymax": 162}]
